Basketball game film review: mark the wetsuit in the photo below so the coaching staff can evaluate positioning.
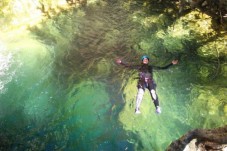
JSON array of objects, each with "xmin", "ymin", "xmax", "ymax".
[{"xmin": 119, "ymin": 61, "xmax": 173, "ymax": 112}]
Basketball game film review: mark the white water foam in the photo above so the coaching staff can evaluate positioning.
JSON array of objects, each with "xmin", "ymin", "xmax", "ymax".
[{"xmin": 0, "ymin": 41, "xmax": 14, "ymax": 93}]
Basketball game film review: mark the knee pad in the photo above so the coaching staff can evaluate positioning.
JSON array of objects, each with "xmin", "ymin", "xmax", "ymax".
[
  {"xmin": 150, "ymin": 89, "xmax": 157, "ymax": 100},
  {"xmin": 151, "ymin": 89, "xmax": 155, "ymax": 94},
  {"xmin": 137, "ymin": 89, "xmax": 144, "ymax": 99},
  {"xmin": 138, "ymin": 89, "xmax": 144, "ymax": 94}
]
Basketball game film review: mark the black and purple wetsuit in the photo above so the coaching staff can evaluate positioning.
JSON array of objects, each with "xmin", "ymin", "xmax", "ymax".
[{"xmin": 119, "ymin": 61, "xmax": 173, "ymax": 111}]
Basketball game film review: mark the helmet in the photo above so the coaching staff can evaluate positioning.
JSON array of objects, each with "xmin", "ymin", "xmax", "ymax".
[{"xmin": 141, "ymin": 55, "xmax": 149, "ymax": 61}]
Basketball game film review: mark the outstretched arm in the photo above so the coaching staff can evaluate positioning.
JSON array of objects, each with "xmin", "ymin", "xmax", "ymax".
[
  {"xmin": 115, "ymin": 58, "xmax": 140, "ymax": 69},
  {"xmin": 153, "ymin": 59, "xmax": 178, "ymax": 70}
]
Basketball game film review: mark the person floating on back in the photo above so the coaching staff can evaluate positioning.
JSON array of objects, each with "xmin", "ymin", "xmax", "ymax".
[{"xmin": 116, "ymin": 55, "xmax": 178, "ymax": 114}]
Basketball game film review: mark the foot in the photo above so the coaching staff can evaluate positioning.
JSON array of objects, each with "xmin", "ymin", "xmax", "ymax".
[
  {"xmin": 135, "ymin": 108, "xmax": 141, "ymax": 114},
  {"xmin": 156, "ymin": 106, "xmax": 161, "ymax": 114}
]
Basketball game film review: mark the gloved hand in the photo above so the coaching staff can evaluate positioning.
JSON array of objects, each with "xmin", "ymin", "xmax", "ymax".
[{"xmin": 156, "ymin": 106, "xmax": 161, "ymax": 114}]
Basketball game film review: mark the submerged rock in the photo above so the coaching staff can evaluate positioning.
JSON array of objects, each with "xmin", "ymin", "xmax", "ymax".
[{"xmin": 166, "ymin": 125, "xmax": 227, "ymax": 151}]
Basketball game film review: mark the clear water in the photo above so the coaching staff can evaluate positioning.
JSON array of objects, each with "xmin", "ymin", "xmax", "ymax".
[{"xmin": 0, "ymin": 1, "xmax": 226, "ymax": 151}]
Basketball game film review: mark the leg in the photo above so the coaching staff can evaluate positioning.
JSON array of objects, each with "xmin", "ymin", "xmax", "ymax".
[
  {"xmin": 149, "ymin": 81, "xmax": 161, "ymax": 114},
  {"xmin": 150, "ymin": 89, "xmax": 161, "ymax": 114},
  {"xmin": 135, "ymin": 88, "xmax": 144, "ymax": 114},
  {"xmin": 150, "ymin": 89, "xmax": 159, "ymax": 107}
]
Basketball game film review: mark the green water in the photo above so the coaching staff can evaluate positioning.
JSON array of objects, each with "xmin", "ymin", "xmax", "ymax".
[{"xmin": 0, "ymin": 1, "xmax": 226, "ymax": 151}]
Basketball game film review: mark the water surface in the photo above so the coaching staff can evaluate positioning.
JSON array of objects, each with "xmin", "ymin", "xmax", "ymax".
[{"xmin": 0, "ymin": 1, "xmax": 226, "ymax": 151}]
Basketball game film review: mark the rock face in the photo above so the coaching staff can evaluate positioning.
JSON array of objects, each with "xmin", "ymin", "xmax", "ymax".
[{"xmin": 166, "ymin": 125, "xmax": 227, "ymax": 151}]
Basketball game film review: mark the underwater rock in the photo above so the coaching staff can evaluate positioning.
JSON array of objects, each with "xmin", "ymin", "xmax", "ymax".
[{"xmin": 166, "ymin": 125, "xmax": 227, "ymax": 151}]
